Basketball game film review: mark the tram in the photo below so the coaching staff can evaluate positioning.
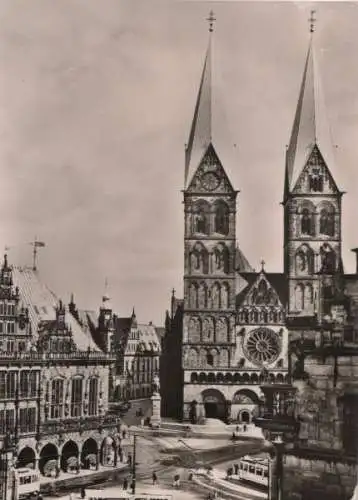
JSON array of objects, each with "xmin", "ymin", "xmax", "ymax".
[
  {"xmin": 15, "ymin": 468, "xmax": 41, "ymax": 499},
  {"xmin": 236, "ymin": 456, "xmax": 269, "ymax": 488}
]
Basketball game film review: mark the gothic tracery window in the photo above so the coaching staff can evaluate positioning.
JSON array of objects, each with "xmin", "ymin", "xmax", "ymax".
[
  {"xmin": 71, "ymin": 377, "xmax": 83, "ymax": 417},
  {"xmin": 309, "ymin": 172, "xmax": 324, "ymax": 192},
  {"xmin": 194, "ymin": 200, "xmax": 210, "ymax": 235},
  {"xmin": 198, "ymin": 282, "xmax": 208, "ymax": 308},
  {"xmin": 221, "ymin": 283, "xmax": 229, "ymax": 309},
  {"xmin": 320, "ymin": 244, "xmax": 336, "ymax": 274},
  {"xmin": 295, "ymin": 284, "xmax": 304, "ymax": 311},
  {"xmin": 188, "ymin": 348, "xmax": 198, "ymax": 367},
  {"xmin": 206, "ymin": 352, "xmax": 214, "ymax": 367},
  {"xmin": 213, "ymin": 244, "xmax": 229, "ymax": 274},
  {"xmin": 216, "ymin": 317, "xmax": 229, "ymax": 343},
  {"xmin": 189, "ymin": 282, "xmax": 199, "ymax": 308},
  {"xmin": 301, "ymin": 208, "xmax": 314, "ymax": 235},
  {"xmin": 88, "ymin": 378, "xmax": 98, "ymax": 416},
  {"xmin": 202, "ymin": 317, "xmax": 214, "ymax": 342},
  {"xmin": 304, "ymin": 284, "xmax": 314, "ymax": 309},
  {"xmin": 51, "ymin": 378, "xmax": 64, "ymax": 419},
  {"xmin": 214, "ymin": 201, "xmax": 229, "ymax": 235},
  {"xmin": 190, "ymin": 243, "xmax": 209, "ymax": 274},
  {"xmin": 220, "ymin": 348, "xmax": 229, "ymax": 367},
  {"xmin": 319, "ymin": 207, "xmax": 335, "ymax": 236},
  {"xmin": 188, "ymin": 317, "xmax": 201, "ymax": 343},
  {"xmin": 211, "ymin": 283, "xmax": 221, "ymax": 309},
  {"xmin": 295, "ymin": 245, "xmax": 314, "ymax": 275}
]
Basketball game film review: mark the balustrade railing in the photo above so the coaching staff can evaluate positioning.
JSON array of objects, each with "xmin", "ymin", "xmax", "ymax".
[
  {"xmin": 40, "ymin": 414, "xmax": 120, "ymax": 435},
  {"xmin": 0, "ymin": 350, "xmax": 115, "ymax": 362}
]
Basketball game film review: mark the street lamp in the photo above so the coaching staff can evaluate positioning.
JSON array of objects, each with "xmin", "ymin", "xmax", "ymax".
[
  {"xmin": 131, "ymin": 434, "xmax": 137, "ymax": 494},
  {"xmin": 253, "ymin": 383, "xmax": 300, "ymax": 500}
]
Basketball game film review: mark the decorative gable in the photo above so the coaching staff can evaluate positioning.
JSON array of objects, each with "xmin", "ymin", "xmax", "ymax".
[
  {"xmin": 186, "ymin": 144, "xmax": 235, "ymax": 194},
  {"xmin": 242, "ymin": 274, "xmax": 282, "ymax": 308},
  {"xmin": 292, "ymin": 146, "xmax": 339, "ymax": 195}
]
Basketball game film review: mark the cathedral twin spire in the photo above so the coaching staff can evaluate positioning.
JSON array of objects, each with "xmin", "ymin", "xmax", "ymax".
[
  {"xmin": 285, "ymin": 11, "xmax": 339, "ymax": 198},
  {"xmin": 186, "ymin": 11, "xmax": 339, "ymax": 195},
  {"xmin": 185, "ymin": 12, "xmax": 215, "ymax": 188}
]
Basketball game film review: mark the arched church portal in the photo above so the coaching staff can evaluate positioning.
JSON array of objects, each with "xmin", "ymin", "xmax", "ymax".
[
  {"xmin": 232, "ymin": 389, "xmax": 259, "ymax": 423},
  {"xmin": 201, "ymin": 388, "xmax": 226, "ymax": 421}
]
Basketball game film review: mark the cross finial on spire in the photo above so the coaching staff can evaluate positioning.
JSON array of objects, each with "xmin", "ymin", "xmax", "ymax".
[
  {"xmin": 260, "ymin": 259, "xmax": 265, "ymax": 271},
  {"xmin": 309, "ymin": 10, "xmax": 316, "ymax": 34},
  {"xmin": 207, "ymin": 10, "xmax": 216, "ymax": 33}
]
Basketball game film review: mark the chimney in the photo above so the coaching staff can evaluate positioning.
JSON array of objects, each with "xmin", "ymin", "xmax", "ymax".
[{"xmin": 351, "ymin": 248, "xmax": 358, "ymax": 274}]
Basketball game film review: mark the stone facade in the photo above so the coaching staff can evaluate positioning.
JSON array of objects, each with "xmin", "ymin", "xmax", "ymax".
[
  {"xmin": 160, "ymin": 20, "xmax": 358, "ymax": 500},
  {"xmin": 88, "ymin": 304, "xmax": 161, "ymax": 402},
  {"xmin": 0, "ymin": 255, "xmax": 122, "ymax": 492}
]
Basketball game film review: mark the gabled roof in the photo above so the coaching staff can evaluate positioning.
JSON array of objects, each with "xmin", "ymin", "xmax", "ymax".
[
  {"xmin": 236, "ymin": 271, "xmax": 287, "ymax": 308},
  {"xmin": 285, "ymin": 34, "xmax": 339, "ymax": 197},
  {"xmin": 12, "ymin": 267, "xmax": 100, "ymax": 351},
  {"xmin": 235, "ymin": 245, "xmax": 254, "ymax": 273},
  {"xmin": 112, "ymin": 316, "xmax": 161, "ymax": 353}
]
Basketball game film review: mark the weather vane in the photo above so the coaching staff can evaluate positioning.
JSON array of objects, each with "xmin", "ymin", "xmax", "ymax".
[
  {"xmin": 207, "ymin": 10, "xmax": 216, "ymax": 33},
  {"xmin": 309, "ymin": 10, "xmax": 316, "ymax": 33}
]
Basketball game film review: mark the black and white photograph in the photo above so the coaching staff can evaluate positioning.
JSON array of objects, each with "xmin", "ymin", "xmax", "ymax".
[{"xmin": 1, "ymin": 1, "xmax": 358, "ymax": 500}]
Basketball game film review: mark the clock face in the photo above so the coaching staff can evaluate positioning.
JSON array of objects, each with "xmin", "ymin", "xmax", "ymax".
[{"xmin": 201, "ymin": 172, "xmax": 220, "ymax": 191}]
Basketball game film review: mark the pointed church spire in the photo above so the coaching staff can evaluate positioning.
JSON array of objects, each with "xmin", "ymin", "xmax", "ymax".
[
  {"xmin": 185, "ymin": 13, "xmax": 215, "ymax": 188},
  {"xmin": 285, "ymin": 11, "xmax": 338, "ymax": 196}
]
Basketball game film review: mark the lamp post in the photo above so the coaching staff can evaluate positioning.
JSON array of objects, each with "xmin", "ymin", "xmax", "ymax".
[
  {"xmin": 131, "ymin": 434, "xmax": 137, "ymax": 495},
  {"xmin": 253, "ymin": 383, "xmax": 299, "ymax": 500}
]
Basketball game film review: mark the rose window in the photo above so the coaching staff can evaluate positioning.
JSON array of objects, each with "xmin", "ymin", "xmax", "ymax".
[{"xmin": 243, "ymin": 328, "xmax": 281, "ymax": 366}]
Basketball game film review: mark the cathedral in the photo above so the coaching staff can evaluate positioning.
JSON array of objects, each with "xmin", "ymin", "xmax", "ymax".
[{"xmin": 161, "ymin": 11, "xmax": 358, "ymax": 450}]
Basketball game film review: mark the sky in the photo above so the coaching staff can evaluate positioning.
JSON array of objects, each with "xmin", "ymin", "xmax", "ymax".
[{"xmin": 0, "ymin": 0, "xmax": 358, "ymax": 325}]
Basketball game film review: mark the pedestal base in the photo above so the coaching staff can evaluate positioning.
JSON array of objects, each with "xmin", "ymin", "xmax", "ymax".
[{"xmin": 150, "ymin": 393, "xmax": 161, "ymax": 428}]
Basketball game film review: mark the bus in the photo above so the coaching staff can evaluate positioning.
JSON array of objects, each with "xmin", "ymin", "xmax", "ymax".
[{"xmin": 15, "ymin": 468, "xmax": 41, "ymax": 499}]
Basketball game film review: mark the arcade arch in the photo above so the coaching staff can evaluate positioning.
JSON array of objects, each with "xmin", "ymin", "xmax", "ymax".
[
  {"xmin": 39, "ymin": 443, "xmax": 58, "ymax": 477},
  {"xmin": 17, "ymin": 447, "xmax": 36, "ymax": 469},
  {"xmin": 201, "ymin": 388, "xmax": 226, "ymax": 420},
  {"xmin": 232, "ymin": 389, "xmax": 260, "ymax": 423}
]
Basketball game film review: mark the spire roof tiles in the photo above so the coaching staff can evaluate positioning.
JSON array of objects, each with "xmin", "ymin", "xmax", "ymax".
[{"xmin": 285, "ymin": 34, "xmax": 340, "ymax": 196}]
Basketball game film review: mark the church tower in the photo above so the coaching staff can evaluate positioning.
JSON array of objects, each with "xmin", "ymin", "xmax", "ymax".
[
  {"xmin": 181, "ymin": 13, "xmax": 238, "ymax": 421},
  {"xmin": 283, "ymin": 14, "xmax": 343, "ymax": 322}
]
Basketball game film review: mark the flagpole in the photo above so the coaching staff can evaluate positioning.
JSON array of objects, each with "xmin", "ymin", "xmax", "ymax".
[
  {"xmin": 33, "ymin": 237, "xmax": 37, "ymax": 271},
  {"xmin": 31, "ymin": 238, "xmax": 46, "ymax": 271}
]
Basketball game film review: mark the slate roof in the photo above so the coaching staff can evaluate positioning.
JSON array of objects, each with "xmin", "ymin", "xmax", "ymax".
[
  {"xmin": 184, "ymin": 31, "xmax": 235, "ymax": 189},
  {"xmin": 285, "ymin": 34, "xmax": 340, "ymax": 197},
  {"xmin": 235, "ymin": 245, "xmax": 254, "ymax": 273},
  {"xmin": 112, "ymin": 315, "xmax": 161, "ymax": 353},
  {"xmin": 12, "ymin": 267, "xmax": 100, "ymax": 351}
]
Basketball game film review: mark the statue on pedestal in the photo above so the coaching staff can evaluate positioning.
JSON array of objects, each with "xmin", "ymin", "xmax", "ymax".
[{"xmin": 152, "ymin": 375, "xmax": 160, "ymax": 395}]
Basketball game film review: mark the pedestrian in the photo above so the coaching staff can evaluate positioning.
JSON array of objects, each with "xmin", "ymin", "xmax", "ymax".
[
  {"xmin": 127, "ymin": 453, "xmax": 132, "ymax": 467},
  {"xmin": 130, "ymin": 479, "xmax": 135, "ymax": 494},
  {"xmin": 152, "ymin": 471, "xmax": 158, "ymax": 486},
  {"xmin": 80, "ymin": 487, "xmax": 86, "ymax": 499},
  {"xmin": 173, "ymin": 474, "xmax": 180, "ymax": 488},
  {"xmin": 234, "ymin": 463, "xmax": 239, "ymax": 475}
]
